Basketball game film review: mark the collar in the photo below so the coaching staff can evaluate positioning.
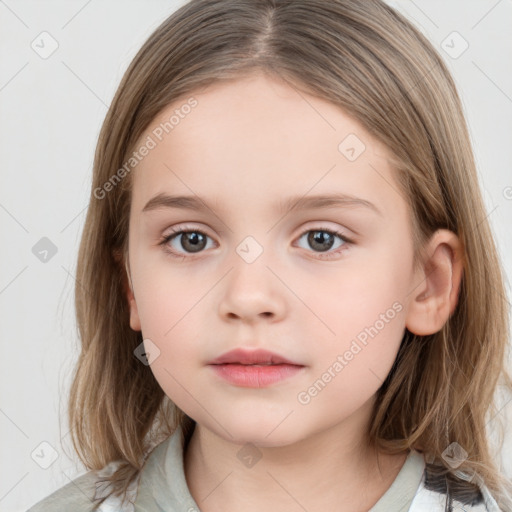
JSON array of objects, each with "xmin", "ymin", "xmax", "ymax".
[{"xmin": 134, "ymin": 424, "xmax": 199, "ymax": 511}]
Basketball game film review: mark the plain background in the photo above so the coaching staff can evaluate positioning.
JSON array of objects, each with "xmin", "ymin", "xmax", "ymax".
[{"xmin": 1, "ymin": 1, "xmax": 511, "ymax": 510}]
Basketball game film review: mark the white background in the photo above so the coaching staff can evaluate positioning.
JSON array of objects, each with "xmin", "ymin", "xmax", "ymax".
[{"xmin": 1, "ymin": 1, "xmax": 511, "ymax": 510}]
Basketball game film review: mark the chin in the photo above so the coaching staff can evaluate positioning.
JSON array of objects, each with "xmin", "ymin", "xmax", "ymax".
[{"xmin": 216, "ymin": 416, "xmax": 306, "ymax": 448}]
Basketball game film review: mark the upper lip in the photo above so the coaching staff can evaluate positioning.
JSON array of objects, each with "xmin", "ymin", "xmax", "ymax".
[{"xmin": 208, "ymin": 348, "xmax": 303, "ymax": 366}]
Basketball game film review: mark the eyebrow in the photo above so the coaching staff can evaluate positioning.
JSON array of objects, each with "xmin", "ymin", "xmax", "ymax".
[{"xmin": 142, "ymin": 192, "xmax": 382, "ymax": 216}]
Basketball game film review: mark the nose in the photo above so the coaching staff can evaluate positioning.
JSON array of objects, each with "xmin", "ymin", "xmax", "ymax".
[{"xmin": 218, "ymin": 257, "xmax": 287, "ymax": 324}]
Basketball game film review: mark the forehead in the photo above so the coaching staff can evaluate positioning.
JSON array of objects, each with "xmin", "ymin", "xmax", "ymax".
[{"xmin": 130, "ymin": 73, "xmax": 402, "ymax": 217}]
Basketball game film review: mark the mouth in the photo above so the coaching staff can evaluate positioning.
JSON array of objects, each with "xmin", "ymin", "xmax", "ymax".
[
  {"xmin": 208, "ymin": 348, "xmax": 303, "ymax": 366},
  {"xmin": 221, "ymin": 363, "xmax": 281, "ymax": 366},
  {"xmin": 208, "ymin": 348, "xmax": 305, "ymax": 387},
  {"xmin": 209, "ymin": 363, "xmax": 305, "ymax": 387}
]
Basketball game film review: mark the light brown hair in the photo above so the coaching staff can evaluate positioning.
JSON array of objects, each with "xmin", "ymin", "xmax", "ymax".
[{"xmin": 68, "ymin": 0, "xmax": 512, "ymax": 508}]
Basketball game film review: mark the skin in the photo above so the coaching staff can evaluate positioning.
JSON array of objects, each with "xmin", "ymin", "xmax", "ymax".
[{"xmin": 124, "ymin": 72, "xmax": 463, "ymax": 512}]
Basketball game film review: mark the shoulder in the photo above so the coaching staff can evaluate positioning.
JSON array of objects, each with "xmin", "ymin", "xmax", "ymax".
[{"xmin": 26, "ymin": 471, "xmax": 100, "ymax": 512}]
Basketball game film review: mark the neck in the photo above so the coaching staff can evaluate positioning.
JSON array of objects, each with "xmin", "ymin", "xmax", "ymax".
[{"xmin": 183, "ymin": 400, "xmax": 407, "ymax": 512}]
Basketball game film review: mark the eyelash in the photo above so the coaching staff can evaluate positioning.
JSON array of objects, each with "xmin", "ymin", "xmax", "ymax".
[{"xmin": 159, "ymin": 225, "xmax": 353, "ymax": 260}]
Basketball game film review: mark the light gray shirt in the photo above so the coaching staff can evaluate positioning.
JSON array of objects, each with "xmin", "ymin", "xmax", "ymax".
[{"xmin": 26, "ymin": 425, "xmax": 503, "ymax": 511}]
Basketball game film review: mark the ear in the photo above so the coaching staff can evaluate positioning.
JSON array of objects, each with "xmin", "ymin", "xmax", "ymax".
[
  {"xmin": 124, "ymin": 259, "xmax": 142, "ymax": 331},
  {"xmin": 405, "ymin": 229, "xmax": 464, "ymax": 336},
  {"xmin": 114, "ymin": 249, "xmax": 142, "ymax": 332}
]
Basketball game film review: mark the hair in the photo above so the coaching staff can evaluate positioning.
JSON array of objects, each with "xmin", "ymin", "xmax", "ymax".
[{"xmin": 68, "ymin": 0, "xmax": 512, "ymax": 509}]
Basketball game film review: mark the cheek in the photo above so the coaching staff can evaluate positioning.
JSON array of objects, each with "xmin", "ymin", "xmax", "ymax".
[
  {"xmin": 299, "ymin": 247, "xmax": 410, "ymax": 392},
  {"xmin": 134, "ymin": 271, "xmax": 207, "ymax": 411},
  {"xmin": 305, "ymin": 254, "xmax": 408, "ymax": 343},
  {"xmin": 134, "ymin": 254, "xmax": 210, "ymax": 333},
  {"xmin": 298, "ymin": 294, "xmax": 406, "ymax": 415},
  {"xmin": 132, "ymin": 262, "xmax": 210, "ymax": 373}
]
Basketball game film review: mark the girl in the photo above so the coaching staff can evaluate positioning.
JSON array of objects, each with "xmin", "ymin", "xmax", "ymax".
[{"xmin": 28, "ymin": 0, "xmax": 512, "ymax": 511}]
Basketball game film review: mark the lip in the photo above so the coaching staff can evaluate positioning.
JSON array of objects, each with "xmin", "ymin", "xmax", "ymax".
[
  {"xmin": 208, "ymin": 348, "xmax": 302, "ymax": 366},
  {"xmin": 208, "ymin": 348, "xmax": 305, "ymax": 388}
]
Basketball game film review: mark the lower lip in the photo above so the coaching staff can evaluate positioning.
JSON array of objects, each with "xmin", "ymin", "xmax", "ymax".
[{"xmin": 209, "ymin": 363, "xmax": 304, "ymax": 387}]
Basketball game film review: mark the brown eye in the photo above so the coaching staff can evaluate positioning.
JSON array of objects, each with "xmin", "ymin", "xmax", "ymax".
[
  {"xmin": 296, "ymin": 227, "xmax": 352, "ymax": 259},
  {"xmin": 176, "ymin": 232, "xmax": 207, "ymax": 253},
  {"xmin": 307, "ymin": 230, "xmax": 336, "ymax": 252},
  {"xmin": 161, "ymin": 229, "xmax": 214, "ymax": 257}
]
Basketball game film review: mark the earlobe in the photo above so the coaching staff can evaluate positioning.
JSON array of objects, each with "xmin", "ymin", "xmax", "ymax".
[{"xmin": 405, "ymin": 229, "xmax": 464, "ymax": 336}]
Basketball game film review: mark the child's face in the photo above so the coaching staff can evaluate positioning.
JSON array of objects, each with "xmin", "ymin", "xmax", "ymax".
[{"xmin": 126, "ymin": 72, "xmax": 420, "ymax": 446}]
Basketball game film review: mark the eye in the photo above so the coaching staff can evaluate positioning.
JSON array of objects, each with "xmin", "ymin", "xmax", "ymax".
[
  {"xmin": 159, "ymin": 227, "xmax": 215, "ymax": 258},
  {"xmin": 295, "ymin": 227, "xmax": 352, "ymax": 259},
  {"xmin": 159, "ymin": 225, "xmax": 353, "ymax": 260}
]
